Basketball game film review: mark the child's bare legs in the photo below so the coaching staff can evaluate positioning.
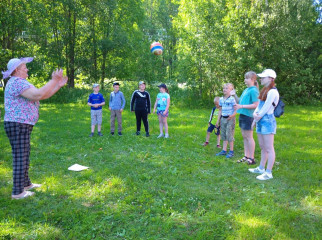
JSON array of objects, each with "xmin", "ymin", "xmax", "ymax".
[
  {"xmin": 257, "ymin": 133, "xmax": 275, "ymax": 170},
  {"xmin": 216, "ymin": 135, "xmax": 221, "ymax": 146},
  {"xmin": 98, "ymin": 124, "xmax": 102, "ymax": 132},
  {"xmin": 229, "ymin": 141, "xmax": 234, "ymax": 151},
  {"xmin": 205, "ymin": 132, "xmax": 211, "ymax": 142},
  {"xmin": 91, "ymin": 125, "xmax": 96, "ymax": 133},
  {"xmin": 158, "ymin": 114, "xmax": 164, "ymax": 134},
  {"xmin": 222, "ymin": 141, "xmax": 228, "ymax": 151},
  {"xmin": 162, "ymin": 116, "xmax": 168, "ymax": 134},
  {"xmin": 242, "ymin": 129, "xmax": 255, "ymax": 158}
]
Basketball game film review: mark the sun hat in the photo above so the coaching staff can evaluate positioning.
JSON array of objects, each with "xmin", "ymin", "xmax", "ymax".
[
  {"xmin": 257, "ymin": 69, "xmax": 277, "ymax": 79},
  {"xmin": 138, "ymin": 80, "xmax": 145, "ymax": 86},
  {"xmin": 158, "ymin": 83, "xmax": 167, "ymax": 89},
  {"xmin": 2, "ymin": 57, "xmax": 33, "ymax": 79},
  {"xmin": 92, "ymin": 83, "xmax": 100, "ymax": 88}
]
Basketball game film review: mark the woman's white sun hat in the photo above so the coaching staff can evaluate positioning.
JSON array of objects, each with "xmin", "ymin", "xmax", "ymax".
[
  {"xmin": 2, "ymin": 57, "xmax": 33, "ymax": 79},
  {"xmin": 257, "ymin": 69, "xmax": 276, "ymax": 79}
]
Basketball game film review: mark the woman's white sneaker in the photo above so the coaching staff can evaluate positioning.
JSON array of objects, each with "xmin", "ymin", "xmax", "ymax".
[
  {"xmin": 24, "ymin": 183, "xmax": 42, "ymax": 191},
  {"xmin": 256, "ymin": 172, "xmax": 273, "ymax": 180},
  {"xmin": 12, "ymin": 191, "xmax": 35, "ymax": 200},
  {"xmin": 164, "ymin": 134, "xmax": 169, "ymax": 138},
  {"xmin": 248, "ymin": 167, "xmax": 265, "ymax": 174}
]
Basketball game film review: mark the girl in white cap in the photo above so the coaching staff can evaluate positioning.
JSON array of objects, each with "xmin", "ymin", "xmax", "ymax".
[
  {"xmin": 2, "ymin": 57, "xmax": 68, "ymax": 199},
  {"xmin": 249, "ymin": 69, "xmax": 279, "ymax": 180}
]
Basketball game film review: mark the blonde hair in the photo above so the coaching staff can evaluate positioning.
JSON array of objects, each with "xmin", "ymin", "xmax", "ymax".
[
  {"xmin": 214, "ymin": 96, "xmax": 220, "ymax": 104},
  {"xmin": 245, "ymin": 71, "xmax": 258, "ymax": 88},
  {"xmin": 223, "ymin": 83, "xmax": 234, "ymax": 90}
]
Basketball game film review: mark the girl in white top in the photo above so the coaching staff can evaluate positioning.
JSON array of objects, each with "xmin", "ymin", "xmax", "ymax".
[{"xmin": 249, "ymin": 69, "xmax": 279, "ymax": 180}]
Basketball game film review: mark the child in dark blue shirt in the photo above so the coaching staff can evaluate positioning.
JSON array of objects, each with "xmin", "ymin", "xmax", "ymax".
[
  {"xmin": 87, "ymin": 83, "xmax": 105, "ymax": 137},
  {"xmin": 203, "ymin": 97, "xmax": 221, "ymax": 147}
]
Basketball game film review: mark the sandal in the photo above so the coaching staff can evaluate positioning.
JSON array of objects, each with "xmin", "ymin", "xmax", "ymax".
[
  {"xmin": 237, "ymin": 156, "xmax": 247, "ymax": 163},
  {"xmin": 246, "ymin": 158, "xmax": 256, "ymax": 165}
]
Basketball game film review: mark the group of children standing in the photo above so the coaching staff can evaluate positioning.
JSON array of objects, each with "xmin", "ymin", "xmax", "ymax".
[
  {"xmin": 203, "ymin": 69, "xmax": 279, "ymax": 181},
  {"xmin": 88, "ymin": 68, "xmax": 279, "ymax": 181},
  {"xmin": 87, "ymin": 81, "xmax": 170, "ymax": 138}
]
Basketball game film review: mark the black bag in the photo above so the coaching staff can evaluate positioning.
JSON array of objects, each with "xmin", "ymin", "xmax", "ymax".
[{"xmin": 272, "ymin": 88, "xmax": 285, "ymax": 117}]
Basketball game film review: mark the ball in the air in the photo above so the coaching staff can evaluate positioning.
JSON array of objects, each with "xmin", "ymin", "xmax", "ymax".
[{"xmin": 150, "ymin": 42, "xmax": 163, "ymax": 55}]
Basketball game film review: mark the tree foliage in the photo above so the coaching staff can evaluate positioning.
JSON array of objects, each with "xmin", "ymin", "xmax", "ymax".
[{"xmin": 0, "ymin": 0, "xmax": 320, "ymax": 103}]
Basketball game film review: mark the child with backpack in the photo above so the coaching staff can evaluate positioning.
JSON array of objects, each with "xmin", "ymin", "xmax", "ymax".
[{"xmin": 249, "ymin": 69, "xmax": 279, "ymax": 180}]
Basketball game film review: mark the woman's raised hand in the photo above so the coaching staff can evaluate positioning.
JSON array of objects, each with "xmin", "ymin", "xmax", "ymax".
[{"xmin": 52, "ymin": 69, "xmax": 68, "ymax": 87}]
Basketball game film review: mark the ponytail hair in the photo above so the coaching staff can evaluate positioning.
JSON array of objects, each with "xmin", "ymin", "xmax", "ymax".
[{"xmin": 165, "ymin": 87, "xmax": 169, "ymax": 94}]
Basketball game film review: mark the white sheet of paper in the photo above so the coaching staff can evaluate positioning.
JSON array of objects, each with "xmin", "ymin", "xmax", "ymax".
[{"xmin": 68, "ymin": 164, "xmax": 89, "ymax": 171}]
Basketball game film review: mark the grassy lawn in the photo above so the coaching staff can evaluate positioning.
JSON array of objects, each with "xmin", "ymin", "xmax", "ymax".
[{"xmin": 0, "ymin": 104, "xmax": 321, "ymax": 239}]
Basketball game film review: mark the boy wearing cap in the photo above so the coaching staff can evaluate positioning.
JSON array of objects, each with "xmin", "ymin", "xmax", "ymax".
[
  {"xmin": 130, "ymin": 81, "xmax": 151, "ymax": 137},
  {"xmin": 88, "ymin": 84, "xmax": 105, "ymax": 137},
  {"xmin": 109, "ymin": 82, "xmax": 126, "ymax": 136}
]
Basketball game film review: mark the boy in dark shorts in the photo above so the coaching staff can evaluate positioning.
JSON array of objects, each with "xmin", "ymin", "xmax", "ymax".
[{"xmin": 203, "ymin": 97, "xmax": 221, "ymax": 147}]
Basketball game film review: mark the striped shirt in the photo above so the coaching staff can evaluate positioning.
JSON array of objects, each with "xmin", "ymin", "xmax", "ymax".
[{"xmin": 219, "ymin": 96, "xmax": 236, "ymax": 116}]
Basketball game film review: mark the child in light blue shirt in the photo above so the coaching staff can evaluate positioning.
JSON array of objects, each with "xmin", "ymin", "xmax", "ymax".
[{"xmin": 153, "ymin": 84, "xmax": 170, "ymax": 138}]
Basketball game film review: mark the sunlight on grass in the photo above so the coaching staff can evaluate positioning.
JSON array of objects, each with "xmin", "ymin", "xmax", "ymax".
[
  {"xmin": 0, "ymin": 220, "xmax": 62, "ymax": 239},
  {"xmin": 72, "ymin": 176, "xmax": 126, "ymax": 201},
  {"xmin": 301, "ymin": 191, "xmax": 322, "ymax": 216},
  {"xmin": 0, "ymin": 165, "xmax": 11, "ymax": 177},
  {"xmin": 235, "ymin": 214, "xmax": 270, "ymax": 228}
]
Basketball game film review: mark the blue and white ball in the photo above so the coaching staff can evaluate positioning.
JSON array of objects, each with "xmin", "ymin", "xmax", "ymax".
[{"xmin": 150, "ymin": 42, "xmax": 163, "ymax": 55}]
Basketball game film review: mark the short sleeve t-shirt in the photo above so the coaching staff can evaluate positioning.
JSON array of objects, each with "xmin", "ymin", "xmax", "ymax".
[
  {"xmin": 219, "ymin": 96, "xmax": 236, "ymax": 116},
  {"xmin": 88, "ymin": 93, "xmax": 105, "ymax": 110},
  {"xmin": 237, "ymin": 86, "xmax": 259, "ymax": 117},
  {"xmin": 156, "ymin": 92, "xmax": 170, "ymax": 111},
  {"xmin": 4, "ymin": 77, "xmax": 40, "ymax": 125}
]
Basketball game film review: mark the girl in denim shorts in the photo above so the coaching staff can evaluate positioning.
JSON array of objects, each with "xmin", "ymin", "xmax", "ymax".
[
  {"xmin": 249, "ymin": 69, "xmax": 280, "ymax": 181},
  {"xmin": 231, "ymin": 71, "xmax": 259, "ymax": 165},
  {"xmin": 153, "ymin": 84, "xmax": 170, "ymax": 138}
]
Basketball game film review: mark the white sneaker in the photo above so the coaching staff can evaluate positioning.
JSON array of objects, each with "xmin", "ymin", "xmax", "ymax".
[
  {"xmin": 248, "ymin": 167, "xmax": 265, "ymax": 174},
  {"xmin": 24, "ymin": 183, "xmax": 42, "ymax": 191},
  {"xmin": 164, "ymin": 134, "xmax": 169, "ymax": 138},
  {"xmin": 256, "ymin": 172, "xmax": 273, "ymax": 180},
  {"xmin": 12, "ymin": 191, "xmax": 35, "ymax": 200},
  {"xmin": 157, "ymin": 134, "xmax": 164, "ymax": 138}
]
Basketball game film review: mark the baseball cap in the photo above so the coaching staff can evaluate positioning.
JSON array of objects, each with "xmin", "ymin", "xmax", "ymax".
[
  {"xmin": 113, "ymin": 82, "xmax": 120, "ymax": 86},
  {"xmin": 93, "ymin": 83, "xmax": 99, "ymax": 88},
  {"xmin": 138, "ymin": 81, "xmax": 145, "ymax": 85},
  {"xmin": 158, "ymin": 83, "xmax": 167, "ymax": 88},
  {"xmin": 257, "ymin": 69, "xmax": 277, "ymax": 79}
]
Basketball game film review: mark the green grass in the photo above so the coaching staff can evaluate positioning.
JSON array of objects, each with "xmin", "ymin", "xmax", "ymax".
[{"xmin": 0, "ymin": 104, "xmax": 321, "ymax": 239}]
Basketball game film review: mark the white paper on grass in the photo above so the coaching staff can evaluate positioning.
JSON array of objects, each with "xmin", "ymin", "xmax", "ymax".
[{"xmin": 68, "ymin": 164, "xmax": 89, "ymax": 171}]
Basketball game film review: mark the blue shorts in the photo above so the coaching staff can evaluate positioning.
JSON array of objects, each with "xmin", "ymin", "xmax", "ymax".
[
  {"xmin": 239, "ymin": 114, "xmax": 254, "ymax": 131},
  {"xmin": 207, "ymin": 123, "xmax": 220, "ymax": 135},
  {"xmin": 157, "ymin": 110, "xmax": 168, "ymax": 117},
  {"xmin": 256, "ymin": 114, "xmax": 276, "ymax": 135}
]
